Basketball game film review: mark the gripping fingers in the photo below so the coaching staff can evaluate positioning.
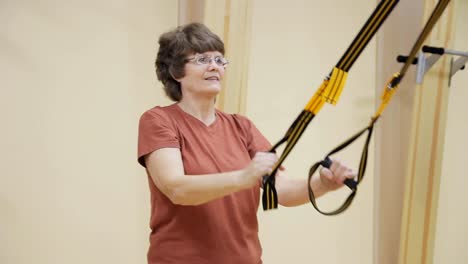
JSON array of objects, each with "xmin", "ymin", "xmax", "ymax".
[
  {"xmin": 324, "ymin": 158, "xmax": 357, "ymax": 190},
  {"xmin": 252, "ymin": 152, "xmax": 278, "ymax": 177},
  {"xmin": 329, "ymin": 159, "xmax": 352, "ymax": 182}
]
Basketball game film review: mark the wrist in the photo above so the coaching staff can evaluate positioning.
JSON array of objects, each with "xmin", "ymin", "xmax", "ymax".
[
  {"xmin": 310, "ymin": 174, "xmax": 329, "ymax": 196},
  {"xmin": 235, "ymin": 169, "xmax": 254, "ymax": 189}
]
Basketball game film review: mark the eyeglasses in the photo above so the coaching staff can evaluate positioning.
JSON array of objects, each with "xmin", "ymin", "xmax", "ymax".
[{"xmin": 185, "ymin": 54, "xmax": 229, "ymax": 67}]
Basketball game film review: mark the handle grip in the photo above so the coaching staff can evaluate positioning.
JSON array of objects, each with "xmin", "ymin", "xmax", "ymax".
[
  {"xmin": 396, "ymin": 55, "xmax": 418, "ymax": 64},
  {"xmin": 422, "ymin": 45, "xmax": 445, "ymax": 55},
  {"xmin": 321, "ymin": 157, "xmax": 357, "ymax": 191}
]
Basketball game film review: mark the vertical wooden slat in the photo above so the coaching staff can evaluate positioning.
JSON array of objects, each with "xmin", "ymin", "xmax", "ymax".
[
  {"xmin": 177, "ymin": 0, "xmax": 251, "ymax": 114},
  {"xmin": 374, "ymin": 1, "xmax": 425, "ymax": 263},
  {"xmin": 398, "ymin": 1, "xmax": 456, "ymax": 264},
  {"xmin": 178, "ymin": 0, "xmax": 205, "ymax": 26},
  {"xmin": 203, "ymin": 0, "xmax": 252, "ymax": 114}
]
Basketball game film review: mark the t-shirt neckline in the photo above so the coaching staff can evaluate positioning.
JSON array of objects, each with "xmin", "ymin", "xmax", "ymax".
[{"xmin": 173, "ymin": 103, "xmax": 219, "ymax": 129}]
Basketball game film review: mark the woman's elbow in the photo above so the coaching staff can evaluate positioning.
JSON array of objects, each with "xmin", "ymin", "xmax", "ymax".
[
  {"xmin": 278, "ymin": 197, "xmax": 296, "ymax": 207},
  {"xmin": 155, "ymin": 178, "xmax": 196, "ymax": 205},
  {"xmin": 166, "ymin": 187, "xmax": 202, "ymax": 206}
]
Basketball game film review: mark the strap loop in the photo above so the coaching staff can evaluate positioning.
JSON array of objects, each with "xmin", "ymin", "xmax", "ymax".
[{"xmin": 308, "ymin": 121, "xmax": 375, "ymax": 215}]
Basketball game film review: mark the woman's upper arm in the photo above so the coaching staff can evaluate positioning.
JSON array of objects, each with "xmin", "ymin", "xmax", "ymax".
[{"xmin": 144, "ymin": 148, "xmax": 185, "ymax": 198}]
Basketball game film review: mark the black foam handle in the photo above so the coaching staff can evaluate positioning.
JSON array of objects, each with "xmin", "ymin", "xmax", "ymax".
[
  {"xmin": 321, "ymin": 157, "xmax": 357, "ymax": 191},
  {"xmin": 321, "ymin": 156, "xmax": 333, "ymax": 168},
  {"xmin": 397, "ymin": 55, "xmax": 418, "ymax": 65},
  {"xmin": 422, "ymin": 45, "xmax": 445, "ymax": 55}
]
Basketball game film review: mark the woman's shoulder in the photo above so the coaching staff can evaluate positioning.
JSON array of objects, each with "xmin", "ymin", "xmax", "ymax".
[
  {"xmin": 141, "ymin": 104, "xmax": 177, "ymax": 118},
  {"xmin": 139, "ymin": 104, "xmax": 179, "ymax": 125}
]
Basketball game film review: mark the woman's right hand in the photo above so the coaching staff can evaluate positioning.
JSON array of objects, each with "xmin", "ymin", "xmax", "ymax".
[{"xmin": 242, "ymin": 152, "xmax": 278, "ymax": 187}]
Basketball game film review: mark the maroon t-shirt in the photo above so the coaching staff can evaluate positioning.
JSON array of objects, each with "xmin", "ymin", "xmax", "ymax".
[{"xmin": 137, "ymin": 103, "xmax": 271, "ymax": 264}]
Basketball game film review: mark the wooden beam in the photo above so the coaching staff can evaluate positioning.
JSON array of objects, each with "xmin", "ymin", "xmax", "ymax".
[
  {"xmin": 203, "ymin": 0, "xmax": 252, "ymax": 114},
  {"xmin": 398, "ymin": 1, "xmax": 456, "ymax": 264}
]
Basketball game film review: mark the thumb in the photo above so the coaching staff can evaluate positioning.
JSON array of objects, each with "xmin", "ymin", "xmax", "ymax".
[{"xmin": 319, "ymin": 167, "xmax": 333, "ymax": 181}]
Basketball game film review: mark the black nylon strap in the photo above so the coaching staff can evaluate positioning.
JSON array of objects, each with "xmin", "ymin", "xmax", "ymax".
[
  {"xmin": 307, "ymin": 0, "xmax": 452, "ymax": 215},
  {"xmin": 337, "ymin": 0, "xmax": 399, "ymax": 71},
  {"xmin": 263, "ymin": 111, "xmax": 315, "ymax": 210},
  {"xmin": 261, "ymin": 0, "xmax": 400, "ymax": 211},
  {"xmin": 308, "ymin": 119, "xmax": 376, "ymax": 215}
]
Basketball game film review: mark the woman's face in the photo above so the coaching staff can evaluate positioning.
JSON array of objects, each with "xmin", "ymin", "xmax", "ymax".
[{"xmin": 178, "ymin": 51, "xmax": 226, "ymax": 99}]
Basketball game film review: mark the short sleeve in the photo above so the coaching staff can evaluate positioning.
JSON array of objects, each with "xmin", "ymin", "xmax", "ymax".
[
  {"xmin": 247, "ymin": 121, "xmax": 271, "ymax": 158},
  {"xmin": 137, "ymin": 108, "xmax": 180, "ymax": 167},
  {"xmin": 233, "ymin": 114, "xmax": 271, "ymax": 158}
]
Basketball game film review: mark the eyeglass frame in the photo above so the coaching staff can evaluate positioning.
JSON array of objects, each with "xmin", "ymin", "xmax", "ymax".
[{"xmin": 184, "ymin": 54, "xmax": 229, "ymax": 67}]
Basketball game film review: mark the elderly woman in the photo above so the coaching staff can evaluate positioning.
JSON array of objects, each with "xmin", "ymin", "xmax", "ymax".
[{"xmin": 137, "ymin": 23, "xmax": 355, "ymax": 264}]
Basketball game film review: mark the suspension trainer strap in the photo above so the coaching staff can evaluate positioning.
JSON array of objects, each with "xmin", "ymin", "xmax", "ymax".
[
  {"xmin": 307, "ymin": 0, "xmax": 452, "ymax": 215},
  {"xmin": 262, "ymin": 0, "xmax": 400, "ymax": 211}
]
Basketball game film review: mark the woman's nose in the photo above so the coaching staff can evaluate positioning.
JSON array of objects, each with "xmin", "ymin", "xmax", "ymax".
[{"xmin": 207, "ymin": 60, "xmax": 221, "ymax": 71}]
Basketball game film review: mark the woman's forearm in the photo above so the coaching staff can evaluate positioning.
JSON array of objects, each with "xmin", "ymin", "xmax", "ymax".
[
  {"xmin": 146, "ymin": 148, "xmax": 276, "ymax": 206},
  {"xmin": 164, "ymin": 170, "xmax": 253, "ymax": 206},
  {"xmin": 276, "ymin": 174, "xmax": 329, "ymax": 207}
]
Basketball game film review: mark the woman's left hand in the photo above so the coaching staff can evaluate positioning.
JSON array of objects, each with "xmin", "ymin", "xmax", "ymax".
[{"xmin": 317, "ymin": 158, "xmax": 356, "ymax": 192}]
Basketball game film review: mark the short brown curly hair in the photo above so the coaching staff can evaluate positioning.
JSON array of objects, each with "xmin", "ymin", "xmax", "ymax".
[{"xmin": 155, "ymin": 23, "xmax": 225, "ymax": 101}]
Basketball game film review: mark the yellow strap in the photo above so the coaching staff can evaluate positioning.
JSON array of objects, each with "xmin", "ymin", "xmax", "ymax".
[
  {"xmin": 266, "ymin": 184, "xmax": 271, "ymax": 209},
  {"xmin": 372, "ymin": 73, "xmax": 400, "ymax": 119},
  {"xmin": 305, "ymin": 94, "xmax": 326, "ymax": 115},
  {"xmin": 304, "ymin": 67, "xmax": 348, "ymax": 114},
  {"xmin": 305, "ymin": 81, "xmax": 327, "ymax": 114},
  {"xmin": 323, "ymin": 67, "xmax": 348, "ymax": 105}
]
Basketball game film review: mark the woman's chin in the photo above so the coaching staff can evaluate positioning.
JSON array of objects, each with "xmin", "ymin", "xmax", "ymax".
[
  {"xmin": 191, "ymin": 85, "xmax": 222, "ymax": 98},
  {"xmin": 206, "ymin": 85, "xmax": 222, "ymax": 95}
]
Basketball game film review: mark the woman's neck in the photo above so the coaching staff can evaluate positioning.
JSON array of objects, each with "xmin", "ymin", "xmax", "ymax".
[{"xmin": 177, "ymin": 97, "xmax": 216, "ymax": 126}]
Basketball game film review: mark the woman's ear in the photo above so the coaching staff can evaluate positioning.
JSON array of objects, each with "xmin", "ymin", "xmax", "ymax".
[{"xmin": 169, "ymin": 67, "xmax": 181, "ymax": 82}]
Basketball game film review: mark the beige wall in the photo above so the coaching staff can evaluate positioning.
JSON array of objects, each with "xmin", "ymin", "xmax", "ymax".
[
  {"xmin": 247, "ymin": 1, "xmax": 376, "ymax": 263},
  {"xmin": 2, "ymin": 0, "xmax": 466, "ymax": 264},
  {"xmin": 433, "ymin": 0, "xmax": 468, "ymax": 262},
  {"xmin": 0, "ymin": 0, "xmax": 177, "ymax": 263}
]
